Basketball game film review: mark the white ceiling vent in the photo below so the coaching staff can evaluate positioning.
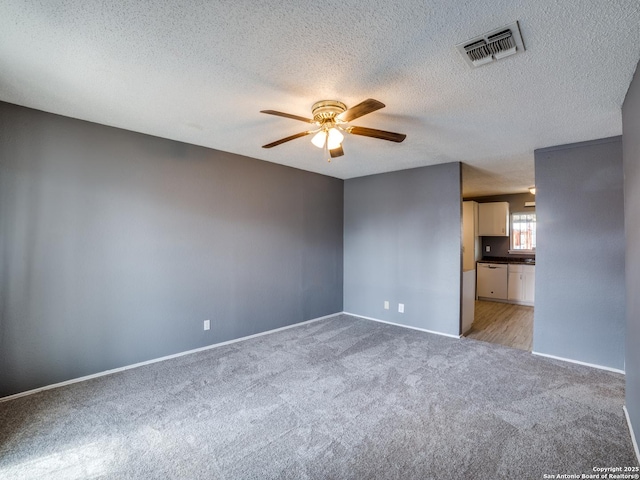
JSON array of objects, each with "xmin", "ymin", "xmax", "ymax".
[{"xmin": 457, "ymin": 21, "xmax": 525, "ymax": 68}]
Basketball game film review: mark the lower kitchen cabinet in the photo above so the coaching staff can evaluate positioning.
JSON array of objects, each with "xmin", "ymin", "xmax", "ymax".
[{"xmin": 507, "ymin": 264, "xmax": 535, "ymax": 305}]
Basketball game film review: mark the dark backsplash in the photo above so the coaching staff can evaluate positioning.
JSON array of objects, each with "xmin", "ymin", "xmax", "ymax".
[{"xmin": 481, "ymin": 236, "xmax": 534, "ymax": 258}]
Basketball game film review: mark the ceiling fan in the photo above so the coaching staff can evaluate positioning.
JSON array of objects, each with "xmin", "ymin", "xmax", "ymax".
[{"xmin": 260, "ymin": 99, "xmax": 406, "ymax": 160}]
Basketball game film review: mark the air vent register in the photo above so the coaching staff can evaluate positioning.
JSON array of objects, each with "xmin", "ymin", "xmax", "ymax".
[{"xmin": 457, "ymin": 21, "xmax": 525, "ymax": 68}]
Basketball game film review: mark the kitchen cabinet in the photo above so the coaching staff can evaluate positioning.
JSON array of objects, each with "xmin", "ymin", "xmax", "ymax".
[
  {"xmin": 476, "ymin": 263, "xmax": 508, "ymax": 300},
  {"xmin": 461, "ymin": 201, "xmax": 480, "ymax": 334},
  {"xmin": 478, "ymin": 202, "xmax": 510, "ymax": 236},
  {"xmin": 462, "ymin": 270, "xmax": 476, "ymax": 334},
  {"xmin": 462, "ymin": 201, "xmax": 481, "ymax": 271},
  {"xmin": 507, "ymin": 264, "xmax": 535, "ymax": 305}
]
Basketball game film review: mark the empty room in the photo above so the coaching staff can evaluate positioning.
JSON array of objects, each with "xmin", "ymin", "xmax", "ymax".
[{"xmin": 1, "ymin": 1, "xmax": 639, "ymax": 479}]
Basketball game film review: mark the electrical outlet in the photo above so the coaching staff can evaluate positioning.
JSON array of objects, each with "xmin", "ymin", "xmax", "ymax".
[
  {"xmin": 485, "ymin": 245, "xmax": 491, "ymax": 252},
  {"xmin": 384, "ymin": 301, "xmax": 389, "ymax": 310},
  {"xmin": 203, "ymin": 319, "xmax": 210, "ymax": 331},
  {"xmin": 398, "ymin": 303, "xmax": 405, "ymax": 313}
]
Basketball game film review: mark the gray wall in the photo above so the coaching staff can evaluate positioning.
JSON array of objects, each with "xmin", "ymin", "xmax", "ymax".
[
  {"xmin": 343, "ymin": 163, "xmax": 462, "ymax": 336},
  {"xmin": 622, "ymin": 60, "xmax": 640, "ymax": 450},
  {"xmin": 0, "ymin": 102, "xmax": 344, "ymax": 397},
  {"xmin": 533, "ymin": 137, "xmax": 625, "ymax": 370},
  {"xmin": 464, "ymin": 192, "xmax": 536, "ymax": 258}
]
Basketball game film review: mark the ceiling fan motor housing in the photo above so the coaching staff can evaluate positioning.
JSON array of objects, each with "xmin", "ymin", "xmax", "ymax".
[{"xmin": 312, "ymin": 100, "xmax": 347, "ymax": 123}]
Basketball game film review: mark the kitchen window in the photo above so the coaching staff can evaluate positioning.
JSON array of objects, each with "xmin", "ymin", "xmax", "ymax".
[{"xmin": 510, "ymin": 212, "xmax": 536, "ymax": 252}]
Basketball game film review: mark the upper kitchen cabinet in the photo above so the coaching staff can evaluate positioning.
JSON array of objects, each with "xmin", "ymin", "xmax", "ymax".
[{"xmin": 478, "ymin": 202, "xmax": 510, "ymax": 236}]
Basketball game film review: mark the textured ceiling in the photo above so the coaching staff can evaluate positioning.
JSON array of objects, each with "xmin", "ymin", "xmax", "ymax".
[{"xmin": 1, "ymin": 1, "xmax": 639, "ymax": 196}]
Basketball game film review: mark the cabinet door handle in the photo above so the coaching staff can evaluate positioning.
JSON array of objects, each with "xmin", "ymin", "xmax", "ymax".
[{"xmin": 488, "ymin": 266, "xmax": 497, "ymax": 269}]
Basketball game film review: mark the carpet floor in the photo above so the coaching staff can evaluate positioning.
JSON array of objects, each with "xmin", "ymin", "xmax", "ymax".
[{"xmin": 0, "ymin": 314, "xmax": 637, "ymax": 479}]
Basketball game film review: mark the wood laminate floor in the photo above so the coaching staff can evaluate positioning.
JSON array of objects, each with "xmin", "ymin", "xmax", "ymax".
[{"xmin": 465, "ymin": 300, "xmax": 533, "ymax": 351}]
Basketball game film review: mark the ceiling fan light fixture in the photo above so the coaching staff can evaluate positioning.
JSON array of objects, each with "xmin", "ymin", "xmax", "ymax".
[
  {"xmin": 261, "ymin": 98, "xmax": 406, "ymax": 155},
  {"xmin": 311, "ymin": 131, "xmax": 326, "ymax": 149},
  {"xmin": 326, "ymin": 128, "xmax": 344, "ymax": 150}
]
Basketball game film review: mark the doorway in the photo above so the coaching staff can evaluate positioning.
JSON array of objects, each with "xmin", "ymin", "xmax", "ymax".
[{"xmin": 461, "ymin": 191, "xmax": 536, "ymax": 351}]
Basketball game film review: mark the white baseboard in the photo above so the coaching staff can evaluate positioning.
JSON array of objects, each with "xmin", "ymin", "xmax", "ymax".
[
  {"xmin": 531, "ymin": 351, "xmax": 625, "ymax": 375},
  {"xmin": 343, "ymin": 312, "xmax": 461, "ymax": 339},
  {"xmin": 0, "ymin": 312, "xmax": 342, "ymax": 403},
  {"xmin": 624, "ymin": 406, "xmax": 640, "ymax": 465}
]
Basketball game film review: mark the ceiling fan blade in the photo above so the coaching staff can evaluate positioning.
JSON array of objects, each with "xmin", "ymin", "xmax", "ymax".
[
  {"xmin": 260, "ymin": 110, "xmax": 314, "ymax": 123},
  {"xmin": 337, "ymin": 99, "xmax": 385, "ymax": 122},
  {"xmin": 330, "ymin": 145, "xmax": 344, "ymax": 158},
  {"xmin": 262, "ymin": 131, "xmax": 312, "ymax": 148},
  {"xmin": 348, "ymin": 126, "xmax": 406, "ymax": 143}
]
